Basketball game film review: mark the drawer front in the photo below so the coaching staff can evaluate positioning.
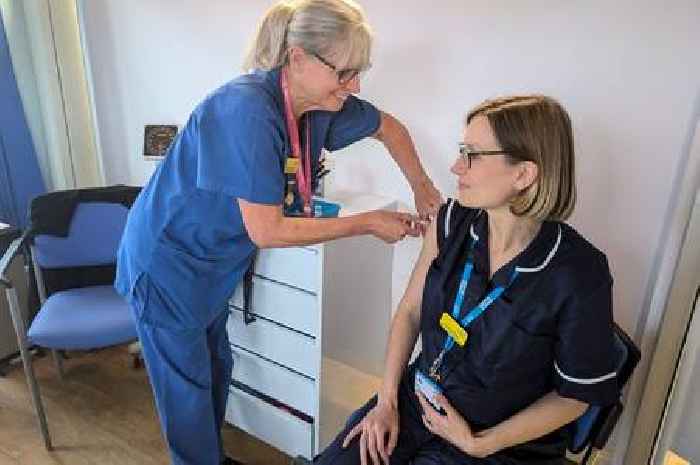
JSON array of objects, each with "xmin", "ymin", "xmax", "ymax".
[
  {"xmin": 231, "ymin": 345, "xmax": 316, "ymax": 416},
  {"xmin": 227, "ymin": 308, "xmax": 318, "ymax": 378},
  {"xmin": 231, "ymin": 276, "xmax": 318, "ymax": 337},
  {"xmin": 226, "ymin": 387, "xmax": 313, "ymax": 459},
  {"xmin": 256, "ymin": 247, "xmax": 319, "ymax": 293}
]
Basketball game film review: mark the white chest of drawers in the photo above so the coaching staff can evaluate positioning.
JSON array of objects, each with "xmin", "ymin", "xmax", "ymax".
[{"xmin": 224, "ymin": 193, "xmax": 396, "ymax": 459}]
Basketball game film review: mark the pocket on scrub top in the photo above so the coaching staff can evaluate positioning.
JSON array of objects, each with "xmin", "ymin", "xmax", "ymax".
[{"xmin": 480, "ymin": 306, "xmax": 554, "ymax": 387}]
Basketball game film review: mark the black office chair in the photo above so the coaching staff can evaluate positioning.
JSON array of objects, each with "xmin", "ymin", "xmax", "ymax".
[{"xmin": 566, "ymin": 323, "xmax": 641, "ymax": 464}]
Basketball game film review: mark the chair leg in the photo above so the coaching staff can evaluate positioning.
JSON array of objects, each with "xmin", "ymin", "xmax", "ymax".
[
  {"xmin": 581, "ymin": 445, "xmax": 602, "ymax": 465},
  {"xmin": 5, "ymin": 287, "xmax": 52, "ymax": 450},
  {"xmin": 52, "ymin": 350, "xmax": 65, "ymax": 380}
]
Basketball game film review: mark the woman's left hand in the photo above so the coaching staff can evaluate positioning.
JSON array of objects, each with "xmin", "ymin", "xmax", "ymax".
[
  {"xmin": 412, "ymin": 176, "xmax": 442, "ymax": 222},
  {"xmin": 417, "ymin": 392, "xmax": 492, "ymax": 459}
]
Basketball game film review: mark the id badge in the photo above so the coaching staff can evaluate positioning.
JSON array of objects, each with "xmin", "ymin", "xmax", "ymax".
[
  {"xmin": 415, "ymin": 369, "xmax": 445, "ymax": 414},
  {"xmin": 285, "ymin": 157, "xmax": 300, "ymax": 174},
  {"xmin": 439, "ymin": 312, "xmax": 468, "ymax": 346}
]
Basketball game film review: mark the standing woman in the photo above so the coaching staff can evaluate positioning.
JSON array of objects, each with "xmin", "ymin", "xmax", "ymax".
[{"xmin": 115, "ymin": 1, "xmax": 441, "ymax": 464}]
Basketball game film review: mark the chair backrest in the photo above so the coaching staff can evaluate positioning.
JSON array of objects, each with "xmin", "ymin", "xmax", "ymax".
[
  {"xmin": 568, "ymin": 323, "xmax": 641, "ymax": 455},
  {"xmin": 32, "ymin": 202, "xmax": 129, "ymax": 269}
]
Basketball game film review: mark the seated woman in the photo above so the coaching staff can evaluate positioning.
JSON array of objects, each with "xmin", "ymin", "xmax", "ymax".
[{"xmin": 314, "ymin": 95, "xmax": 619, "ymax": 465}]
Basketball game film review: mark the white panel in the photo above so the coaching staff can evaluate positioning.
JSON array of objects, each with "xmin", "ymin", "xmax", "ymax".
[
  {"xmin": 231, "ymin": 276, "xmax": 318, "ymax": 336},
  {"xmin": 651, "ymin": 291, "xmax": 700, "ymax": 464},
  {"xmin": 225, "ymin": 387, "xmax": 313, "ymax": 459},
  {"xmin": 256, "ymin": 247, "xmax": 318, "ymax": 294},
  {"xmin": 231, "ymin": 345, "xmax": 316, "ymax": 417},
  {"xmin": 227, "ymin": 308, "xmax": 317, "ymax": 378},
  {"xmin": 322, "ymin": 233, "xmax": 394, "ymax": 377}
]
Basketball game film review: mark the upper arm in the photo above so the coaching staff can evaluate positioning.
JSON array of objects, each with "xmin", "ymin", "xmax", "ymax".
[
  {"xmin": 396, "ymin": 217, "xmax": 438, "ymax": 327},
  {"xmin": 237, "ymin": 199, "xmax": 284, "ymax": 248},
  {"xmin": 372, "ymin": 111, "xmax": 387, "ymax": 141},
  {"xmin": 324, "ymin": 96, "xmax": 381, "ymax": 151}
]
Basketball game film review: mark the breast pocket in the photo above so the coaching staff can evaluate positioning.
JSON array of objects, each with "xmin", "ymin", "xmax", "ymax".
[{"xmin": 477, "ymin": 300, "xmax": 554, "ymax": 388}]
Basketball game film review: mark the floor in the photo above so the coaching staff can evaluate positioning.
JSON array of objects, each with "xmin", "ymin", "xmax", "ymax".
[
  {"xmin": 0, "ymin": 346, "xmax": 290, "ymax": 465},
  {"xmin": 0, "ymin": 346, "xmax": 587, "ymax": 465}
]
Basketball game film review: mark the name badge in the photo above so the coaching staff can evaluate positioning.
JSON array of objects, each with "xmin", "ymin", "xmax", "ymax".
[
  {"xmin": 415, "ymin": 369, "xmax": 445, "ymax": 413},
  {"xmin": 440, "ymin": 312, "xmax": 468, "ymax": 346},
  {"xmin": 285, "ymin": 157, "xmax": 300, "ymax": 174}
]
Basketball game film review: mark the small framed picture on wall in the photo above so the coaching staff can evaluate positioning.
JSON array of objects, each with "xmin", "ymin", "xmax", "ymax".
[{"xmin": 143, "ymin": 125, "xmax": 178, "ymax": 160}]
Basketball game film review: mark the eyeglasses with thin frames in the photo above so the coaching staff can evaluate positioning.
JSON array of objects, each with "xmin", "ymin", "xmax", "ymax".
[
  {"xmin": 458, "ymin": 142, "xmax": 521, "ymax": 169},
  {"xmin": 310, "ymin": 51, "xmax": 362, "ymax": 85}
]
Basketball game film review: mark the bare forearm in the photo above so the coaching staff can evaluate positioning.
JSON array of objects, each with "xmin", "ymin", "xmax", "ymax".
[
  {"xmin": 471, "ymin": 392, "xmax": 587, "ymax": 456},
  {"xmin": 258, "ymin": 214, "xmax": 371, "ymax": 248},
  {"xmin": 378, "ymin": 220, "xmax": 437, "ymax": 406},
  {"xmin": 379, "ymin": 309, "xmax": 420, "ymax": 406}
]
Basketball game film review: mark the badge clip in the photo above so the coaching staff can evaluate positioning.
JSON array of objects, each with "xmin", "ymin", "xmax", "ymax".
[
  {"xmin": 440, "ymin": 312, "xmax": 468, "ymax": 347},
  {"xmin": 285, "ymin": 157, "xmax": 300, "ymax": 174}
]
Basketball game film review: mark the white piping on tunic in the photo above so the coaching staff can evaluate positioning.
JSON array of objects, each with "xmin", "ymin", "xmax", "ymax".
[
  {"xmin": 444, "ymin": 199, "xmax": 456, "ymax": 238},
  {"xmin": 467, "ymin": 222, "xmax": 561, "ymax": 274},
  {"xmin": 516, "ymin": 224, "xmax": 562, "ymax": 273},
  {"xmin": 554, "ymin": 361, "xmax": 617, "ymax": 385},
  {"xmin": 470, "ymin": 223, "xmax": 479, "ymax": 241}
]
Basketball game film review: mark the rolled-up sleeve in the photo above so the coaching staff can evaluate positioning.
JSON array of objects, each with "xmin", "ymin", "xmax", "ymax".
[{"xmin": 324, "ymin": 95, "xmax": 381, "ymax": 152}]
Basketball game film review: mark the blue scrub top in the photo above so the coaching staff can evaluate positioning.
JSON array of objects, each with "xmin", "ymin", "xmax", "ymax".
[{"xmin": 115, "ymin": 68, "xmax": 381, "ymax": 329}]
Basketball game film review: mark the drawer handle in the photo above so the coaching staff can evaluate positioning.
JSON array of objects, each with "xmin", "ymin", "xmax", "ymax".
[{"xmin": 243, "ymin": 252, "xmax": 257, "ymax": 325}]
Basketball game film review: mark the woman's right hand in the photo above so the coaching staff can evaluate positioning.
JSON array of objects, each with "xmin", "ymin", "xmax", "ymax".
[
  {"xmin": 364, "ymin": 210, "xmax": 423, "ymax": 244},
  {"xmin": 342, "ymin": 399, "xmax": 400, "ymax": 465}
]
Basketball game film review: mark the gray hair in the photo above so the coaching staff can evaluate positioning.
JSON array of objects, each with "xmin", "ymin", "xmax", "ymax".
[{"xmin": 244, "ymin": 0, "xmax": 373, "ymax": 72}]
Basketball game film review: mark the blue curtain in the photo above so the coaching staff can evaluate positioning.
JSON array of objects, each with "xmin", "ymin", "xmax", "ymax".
[{"xmin": 0, "ymin": 10, "xmax": 46, "ymax": 229}]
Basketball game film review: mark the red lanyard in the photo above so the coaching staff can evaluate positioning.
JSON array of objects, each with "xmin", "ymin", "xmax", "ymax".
[{"xmin": 280, "ymin": 68, "xmax": 312, "ymax": 215}]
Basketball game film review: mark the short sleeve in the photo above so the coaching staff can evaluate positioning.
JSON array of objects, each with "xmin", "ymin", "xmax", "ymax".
[
  {"xmin": 195, "ymin": 104, "xmax": 285, "ymax": 204},
  {"xmin": 435, "ymin": 199, "xmax": 480, "ymax": 252},
  {"xmin": 553, "ymin": 274, "xmax": 619, "ymax": 406},
  {"xmin": 324, "ymin": 95, "xmax": 381, "ymax": 151}
]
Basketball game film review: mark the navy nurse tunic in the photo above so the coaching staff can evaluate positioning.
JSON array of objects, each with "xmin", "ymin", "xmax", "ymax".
[{"xmin": 316, "ymin": 199, "xmax": 619, "ymax": 465}]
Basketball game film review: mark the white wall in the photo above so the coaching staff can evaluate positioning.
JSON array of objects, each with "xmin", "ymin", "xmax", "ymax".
[{"xmin": 79, "ymin": 0, "xmax": 700, "ymax": 461}]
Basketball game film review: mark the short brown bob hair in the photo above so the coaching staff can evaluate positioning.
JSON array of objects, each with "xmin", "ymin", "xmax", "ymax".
[{"xmin": 466, "ymin": 95, "xmax": 576, "ymax": 221}]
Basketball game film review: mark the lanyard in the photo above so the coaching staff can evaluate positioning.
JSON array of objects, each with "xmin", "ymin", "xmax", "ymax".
[
  {"xmin": 280, "ymin": 68, "xmax": 313, "ymax": 215},
  {"xmin": 429, "ymin": 237, "xmax": 519, "ymax": 380}
]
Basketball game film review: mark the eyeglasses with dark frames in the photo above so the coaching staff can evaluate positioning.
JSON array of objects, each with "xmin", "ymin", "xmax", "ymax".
[
  {"xmin": 310, "ymin": 51, "xmax": 362, "ymax": 84},
  {"xmin": 458, "ymin": 142, "xmax": 521, "ymax": 169}
]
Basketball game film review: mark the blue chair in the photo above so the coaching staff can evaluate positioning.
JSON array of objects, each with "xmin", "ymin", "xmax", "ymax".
[
  {"xmin": 567, "ymin": 323, "xmax": 641, "ymax": 464},
  {"xmin": 0, "ymin": 198, "xmax": 137, "ymax": 450}
]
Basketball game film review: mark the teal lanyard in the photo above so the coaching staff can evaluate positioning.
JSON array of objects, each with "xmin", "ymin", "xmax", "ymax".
[{"xmin": 429, "ymin": 237, "xmax": 519, "ymax": 379}]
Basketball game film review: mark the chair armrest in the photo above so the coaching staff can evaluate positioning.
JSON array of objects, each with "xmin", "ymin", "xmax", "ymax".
[
  {"xmin": 592, "ymin": 401, "xmax": 623, "ymax": 449},
  {"xmin": 0, "ymin": 231, "xmax": 29, "ymax": 289}
]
